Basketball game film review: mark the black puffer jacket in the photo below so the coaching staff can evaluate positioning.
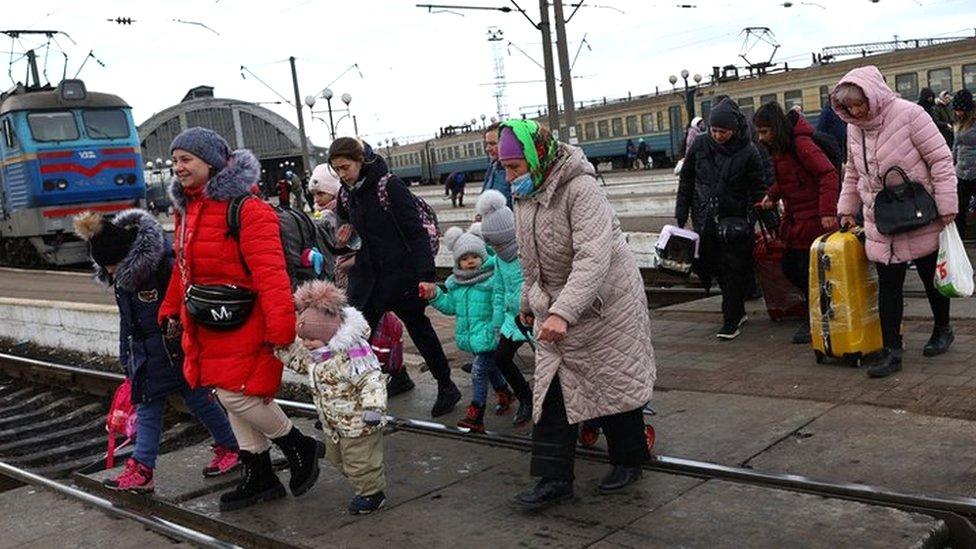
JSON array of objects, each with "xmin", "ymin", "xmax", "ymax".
[
  {"xmin": 336, "ymin": 150, "xmax": 435, "ymax": 311},
  {"xmin": 675, "ymin": 99, "xmax": 767, "ymax": 232}
]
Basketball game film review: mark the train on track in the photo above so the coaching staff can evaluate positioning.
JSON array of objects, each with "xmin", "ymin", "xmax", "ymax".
[
  {"xmin": 0, "ymin": 77, "xmax": 146, "ymax": 266},
  {"xmin": 386, "ymin": 35, "xmax": 976, "ymax": 185}
]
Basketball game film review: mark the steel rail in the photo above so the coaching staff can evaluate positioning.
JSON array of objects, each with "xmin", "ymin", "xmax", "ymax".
[
  {"xmin": 5, "ymin": 353, "xmax": 976, "ymax": 544},
  {"xmin": 0, "ymin": 459, "xmax": 240, "ymax": 549}
]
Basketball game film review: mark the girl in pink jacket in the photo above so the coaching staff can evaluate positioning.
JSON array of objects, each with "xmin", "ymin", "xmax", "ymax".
[{"xmin": 833, "ymin": 66, "xmax": 958, "ymax": 378}]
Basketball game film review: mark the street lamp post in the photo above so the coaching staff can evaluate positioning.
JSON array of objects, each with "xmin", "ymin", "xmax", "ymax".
[
  {"xmin": 670, "ymin": 70, "xmax": 703, "ymax": 124},
  {"xmin": 306, "ymin": 90, "xmax": 354, "ymax": 141}
]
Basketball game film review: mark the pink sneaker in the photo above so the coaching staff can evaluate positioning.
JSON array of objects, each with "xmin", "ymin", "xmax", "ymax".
[
  {"xmin": 103, "ymin": 458, "xmax": 154, "ymax": 493},
  {"xmin": 203, "ymin": 445, "xmax": 241, "ymax": 477}
]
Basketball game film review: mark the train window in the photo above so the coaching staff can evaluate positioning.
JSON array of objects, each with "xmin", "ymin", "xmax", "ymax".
[
  {"xmin": 784, "ymin": 90, "xmax": 803, "ymax": 111},
  {"xmin": 656, "ymin": 112, "xmax": 664, "ymax": 131},
  {"xmin": 83, "ymin": 109, "xmax": 129, "ymax": 139},
  {"xmin": 453, "ymin": 145, "xmax": 460, "ymax": 159},
  {"xmin": 738, "ymin": 97, "xmax": 755, "ymax": 119},
  {"xmin": 640, "ymin": 114, "xmax": 653, "ymax": 133},
  {"xmin": 819, "ymin": 85, "xmax": 830, "ymax": 109},
  {"xmin": 27, "ymin": 111, "xmax": 80, "ymax": 142},
  {"xmin": 467, "ymin": 142, "xmax": 475, "ymax": 157},
  {"xmin": 611, "ymin": 118, "xmax": 624, "ymax": 137},
  {"xmin": 895, "ymin": 73, "xmax": 919, "ymax": 101},
  {"xmin": 760, "ymin": 93, "xmax": 777, "ymax": 106},
  {"xmin": 585, "ymin": 122, "xmax": 596, "ymax": 140},
  {"xmin": 927, "ymin": 68, "xmax": 951, "ymax": 95},
  {"xmin": 700, "ymin": 101, "xmax": 711, "ymax": 123},
  {"xmin": 964, "ymin": 64, "xmax": 976, "ymax": 91},
  {"xmin": 598, "ymin": 120, "xmax": 609, "ymax": 139},
  {"xmin": 1, "ymin": 118, "xmax": 16, "ymax": 149},
  {"xmin": 625, "ymin": 115, "xmax": 639, "ymax": 135}
]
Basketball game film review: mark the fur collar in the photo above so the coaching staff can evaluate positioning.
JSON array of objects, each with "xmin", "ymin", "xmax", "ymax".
[
  {"xmin": 94, "ymin": 208, "xmax": 165, "ymax": 291},
  {"xmin": 327, "ymin": 307, "xmax": 372, "ymax": 352},
  {"xmin": 168, "ymin": 149, "xmax": 261, "ymax": 213}
]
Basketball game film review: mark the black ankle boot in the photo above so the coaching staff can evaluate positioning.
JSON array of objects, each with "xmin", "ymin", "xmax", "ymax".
[
  {"xmin": 868, "ymin": 348, "xmax": 903, "ymax": 378},
  {"xmin": 272, "ymin": 427, "xmax": 325, "ymax": 497},
  {"xmin": 219, "ymin": 450, "xmax": 286, "ymax": 511},
  {"xmin": 513, "ymin": 478, "xmax": 574, "ymax": 510},
  {"xmin": 386, "ymin": 368, "xmax": 416, "ymax": 397},
  {"xmin": 431, "ymin": 381, "xmax": 462, "ymax": 417},
  {"xmin": 513, "ymin": 393, "xmax": 532, "ymax": 427},
  {"xmin": 923, "ymin": 325, "xmax": 954, "ymax": 357},
  {"xmin": 598, "ymin": 465, "xmax": 643, "ymax": 493}
]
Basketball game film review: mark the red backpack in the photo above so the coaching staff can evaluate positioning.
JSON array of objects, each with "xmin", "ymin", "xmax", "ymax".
[
  {"xmin": 105, "ymin": 379, "xmax": 137, "ymax": 468},
  {"xmin": 370, "ymin": 312, "xmax": 404, "ymax": 375}
]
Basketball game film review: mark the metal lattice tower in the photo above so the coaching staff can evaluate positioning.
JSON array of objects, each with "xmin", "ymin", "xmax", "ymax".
[{"xmin": 487, "ymin": 27, "xmax": 508, "ymax": 120}]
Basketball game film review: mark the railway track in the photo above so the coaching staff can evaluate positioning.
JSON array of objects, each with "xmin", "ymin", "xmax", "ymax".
[{"xmin": 1, "ymin": 352, "xmax": 973, "ymax": 547}]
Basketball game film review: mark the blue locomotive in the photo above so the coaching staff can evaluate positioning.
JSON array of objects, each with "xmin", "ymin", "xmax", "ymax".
[{"xmin": 0, "ymin": 79, "xmax": 146, "ymax": 266}]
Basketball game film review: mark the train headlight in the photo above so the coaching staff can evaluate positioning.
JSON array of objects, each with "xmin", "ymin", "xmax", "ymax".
[
  {"xmin": 114, "ymin": 175, "xmax": 126, "ymax": 185},
  {"xmin": 56, "ymin": 180, "xmax": 68, "ymax": 190},
  {"xmin": 43, "ymin": 179, "xmax": 68, "ymax": 191}
]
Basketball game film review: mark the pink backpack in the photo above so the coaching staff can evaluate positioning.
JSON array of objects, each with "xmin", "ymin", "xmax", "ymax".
[
  {"xmin": 370, "ymin": 312, "xmax": 404, "ymax": 375},
  {"xmin": 105, "ymin": 379, "xmax": 137, "ymax": 468}
]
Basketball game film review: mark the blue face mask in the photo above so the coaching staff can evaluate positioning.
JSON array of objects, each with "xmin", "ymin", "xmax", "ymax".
[{"xmin": 511, "ymin": 173, "xmax": 534, "ymax": 197}]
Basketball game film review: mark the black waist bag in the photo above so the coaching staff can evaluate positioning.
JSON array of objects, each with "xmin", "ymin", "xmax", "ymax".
[
  {"xmin": 185, "ymin": 284, "xmax": 256, "ymax": 330},
  {"xmin": 873, "ymin": 166, "xmax": 938, "ymax": 235}
]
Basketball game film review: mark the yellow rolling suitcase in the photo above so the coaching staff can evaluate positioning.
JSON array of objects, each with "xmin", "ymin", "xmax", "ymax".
[{"xmin": 808, "ymin": 229, "xmax": 883, "ymax": 366}]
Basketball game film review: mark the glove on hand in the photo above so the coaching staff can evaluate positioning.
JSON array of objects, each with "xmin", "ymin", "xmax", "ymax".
[{"xmin": 362, "ymin": 411, "xmax": 383, "ymax": 426}]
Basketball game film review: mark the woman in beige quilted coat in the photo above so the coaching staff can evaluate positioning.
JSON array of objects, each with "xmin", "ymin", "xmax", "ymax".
[{"xmin": 496, "ymin": 120, "xmax": 656, "ymax": 509}]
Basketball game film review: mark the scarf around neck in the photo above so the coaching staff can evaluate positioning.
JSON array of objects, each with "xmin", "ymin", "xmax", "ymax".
[{"xmin": 452, "ymin": 261, "xmax": 494, "ymax": 286}]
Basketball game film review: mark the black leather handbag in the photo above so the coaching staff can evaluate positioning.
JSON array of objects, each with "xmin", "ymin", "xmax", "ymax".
[
  {"xmin": 184, "ymin": 284, "xmax": 256, "ymax": 330},
  {"xmin": 717, "ymin": 216, "xmax": 753, "ymax": 244},
  {"xmin": 873, "ymin": 166, "xmax": 938, "ymax": 235}
]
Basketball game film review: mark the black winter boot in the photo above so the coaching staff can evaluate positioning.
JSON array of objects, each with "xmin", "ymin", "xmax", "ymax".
[
  {"xmin": 272, "ymin": 427, "xmax": 325, "ymax": 497},
  {"xmin": 431, "ymin": 381, "xmax": 462, "ymax": 417},
  {"xmin": 513, "ymin": 478, "xmax": 574, "ymax": 510},
  {"xmin": 922, "ymin": 325, "xmax": 954, "ymax": 357},
  {"xmin": 868, "ymin": 348, "xmax": 903, "ymax": 378},
  {"xmin": 598, "ymin": 465, "xmax": 643, "ymax": 493},
  {"xmin": 386, "ymin": 368, "xmax": 416, "ymax": 398},
  {"xmin": 791, "ymin": 321, "xmax": 812, "ymax": 345},
  {"xmin": 513, "ymin": 392, "xmax": 532, "ymax": 427},
  {"xmin": 218, "ymin": 450, "xmax": 286, "ymax": 512}
]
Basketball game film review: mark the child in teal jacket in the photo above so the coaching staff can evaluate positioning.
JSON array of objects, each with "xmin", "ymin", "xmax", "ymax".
[
  {"xmin": 478, "ymin": 190, "xmax": 533, "ymax": 426},
  {"xmin": 423, "ymin": 226, "xmax": 514, "ymax": 432}
]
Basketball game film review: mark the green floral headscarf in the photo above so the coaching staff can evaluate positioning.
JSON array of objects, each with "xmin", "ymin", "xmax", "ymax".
[{"xmin": 498, "ymin": 119, "xmax": 559, "ymax": 196}]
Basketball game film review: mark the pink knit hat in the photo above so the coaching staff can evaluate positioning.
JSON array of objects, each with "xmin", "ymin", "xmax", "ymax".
[
  {"xmin": 294, "ymin": 280, "xmax": 346, "ymax": 343},
  {"xmin": 309, "ymin": 164, "xmax": 341, "ymax": 196},
  {"xmin": 497, "ymin": 127, "xmax": 525, "ymax": 162}
]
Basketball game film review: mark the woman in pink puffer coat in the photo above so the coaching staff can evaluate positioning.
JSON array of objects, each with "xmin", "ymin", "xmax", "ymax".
[{"xmin": 833, "ymin": 66, "xmax": 958, "ymax": 378}]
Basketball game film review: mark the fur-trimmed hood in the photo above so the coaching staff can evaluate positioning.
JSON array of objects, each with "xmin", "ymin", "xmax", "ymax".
[
  {"xmin": 327, "ymin": 307, "xmax": 372, "ymax": 353},
  {"xmin": 93, "ymin": 208, "xmax": 167, "ymax": 291},
  {"xmin": 168, "ymin": 149, "xmax": 261, "ymax": 213}
]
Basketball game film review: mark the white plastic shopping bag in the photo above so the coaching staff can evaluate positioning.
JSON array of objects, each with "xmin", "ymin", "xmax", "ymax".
[{"xmin": 934, "ymin": 223, "xmax": 974, "ymax": 298}]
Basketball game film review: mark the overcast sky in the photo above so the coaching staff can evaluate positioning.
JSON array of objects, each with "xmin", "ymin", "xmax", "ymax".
[{"xmin": 4, "ymin": 0, "xmax": 975, "ymax": 149}]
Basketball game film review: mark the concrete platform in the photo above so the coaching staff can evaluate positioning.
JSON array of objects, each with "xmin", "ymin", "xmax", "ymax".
[
  {"xmin": 593, "ymin": 480, "xmax": 947, "ymax": 549},
  {"xmin": 0, "ymin": 486, "xmax": 187, "ymax": 548}
]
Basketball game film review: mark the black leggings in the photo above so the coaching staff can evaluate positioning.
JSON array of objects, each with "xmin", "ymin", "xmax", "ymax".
[
  {"xmin": 958, "ymin": 178, "xmax": 975, "ymax": 240},
  {"xmin": 493, "ymin": 336, "xmax": 532, "ymax": 400},
  {"xmin": 530, "ymin": 376, "xmax": 649, "ymax": 480},
  {"xmin": 875, "ymin": 251, "xmax": 951, "ymax": 349},
  {"xmin": 363, "ymin": 295, "xmax": 452, "ymax": 385}
]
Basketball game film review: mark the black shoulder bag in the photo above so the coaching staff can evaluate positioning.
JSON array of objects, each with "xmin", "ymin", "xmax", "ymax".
[{"xmin": 709, "ymin": 156, "xmax": 753, "ymax": 244}]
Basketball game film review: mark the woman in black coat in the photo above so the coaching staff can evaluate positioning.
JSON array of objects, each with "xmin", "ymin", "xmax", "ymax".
[{"xmin": 331, "ymin": 138, "xmax": 461, "ymax": 417}]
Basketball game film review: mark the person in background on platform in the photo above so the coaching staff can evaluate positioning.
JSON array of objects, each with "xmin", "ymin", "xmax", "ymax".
[
  {"xmin": 73, "ymin": 209, "xmax": 240, "ymax": 494},
  {"xmin": 160, "ymin": 127, "xmax": 324, "ymax": 511},
  {"xmin": 625, "ymin": 139, "xmax": 638, "ymax": 170},
  {"xmin": 952, "ymin": 89, "xmax": 976, "ymax": 240},
  {"xmin": 476, "ymin": 189, "xmax": 533, "ymax": 426},
  {"xmin": 919, "ymin": 88, "xmax": 955, "ymax": 149},
  {"xmin": 937, "ymin": 91, "xmax": 956, "ymax": 148},
  {"xmin": 421, "ymin": 227, "xmax": 517, "ymax": 433},
  {"xmin": 676, "ymin": 99, "xmax": 768, "ymax": 340},
  {"xmin": 754, "ymin": 102, "xmax": 840, "ymax": 345},
  {"xmin": 833, "ymin": 67, "xmax": 958, "ymax": 378},
  {"xmin": 276, "ymin": 281, "xmax": 388, "ymax": 515},
  {"xmin": 637, "ymin": 138, "xmax": 651, "ymax": 170},
  {"xmin": 684, "ymin": 116, "xmax": 704, "ymax": 157},
  {"xmin": 330, "ymin": 137, "xmax": 462, "ymax": 416},
  {"xmin": 817, "ymin": 98, "xmax": 849, "ymax": 163},
  {"xmin": 445, "ymin": 171, "xmax": 466, "ymax": 208},
  {"xmin": 497, "ymin": 119, "xmax": 656, "ymax": 509},
  {"xmin": 481, "ymin": 122, "xmax": 513, "ymax": 210}
]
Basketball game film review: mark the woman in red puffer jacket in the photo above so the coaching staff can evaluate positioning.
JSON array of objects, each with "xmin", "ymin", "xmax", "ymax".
[
  {"xmin": 754, "ymin": 102, "xmax": 840, "ymax": 345},
  {"xmin": 159, "ymin": 127, "xmax": 322, "ymax": 512}
]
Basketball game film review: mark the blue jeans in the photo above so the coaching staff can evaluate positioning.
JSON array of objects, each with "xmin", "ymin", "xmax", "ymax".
[
  {"xmin": 133, "ymin": 386, "xmax": 237, "ymax": 469},
  {"xmin": 471, "ymin": 352, "xmax": 509, "ymax": 407}
]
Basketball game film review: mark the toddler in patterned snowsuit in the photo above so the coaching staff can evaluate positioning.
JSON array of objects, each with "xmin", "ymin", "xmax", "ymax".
[{"xmin": 276, "ymin": 280, "xmax": 388, "ymax": 515}]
